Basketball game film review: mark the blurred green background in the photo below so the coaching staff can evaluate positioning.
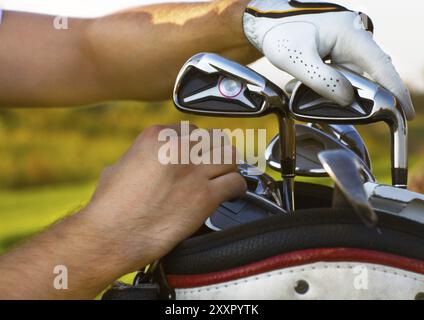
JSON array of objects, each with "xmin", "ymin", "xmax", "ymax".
[{"xmin": 1, "ymin": 95, "xmax": 424, "ymax": 257}]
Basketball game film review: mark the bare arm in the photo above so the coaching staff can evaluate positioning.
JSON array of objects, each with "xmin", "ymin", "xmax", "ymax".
[
  {"xmin": 0, "ymin": 0, "xmax": 259, "ymax": 107},
  {"xmin": 0, "ymin": 210, "xmax": 127, "ymax": 299},
  {"xmin": 0, "ymin": 125, "xmax": 246, "ymax": 299}
]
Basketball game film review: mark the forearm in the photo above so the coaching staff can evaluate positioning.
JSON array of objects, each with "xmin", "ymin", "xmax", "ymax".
[
  {"xmin": 0, "ymin": 208, "xmax": 143, "ymax": 300},
  {"xmin": 0, "ymin": 12, "xmax": 97, "ymax": 107},
  {"xmin": 0, "ymin": 0, "xmax": 257, "ymax": 107},
  {"xmin": 86, "ymin": 0, "xmax": 257, "ymax": 101}
]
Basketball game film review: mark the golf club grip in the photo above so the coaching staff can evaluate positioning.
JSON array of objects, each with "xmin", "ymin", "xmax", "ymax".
[{"xmin": 392, "ymin": 168, "xmax": 408, "ymax": 188}]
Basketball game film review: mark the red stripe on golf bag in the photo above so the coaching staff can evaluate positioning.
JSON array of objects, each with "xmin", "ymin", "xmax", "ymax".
[{"xmin": 167, "ymin": 248, "xmax": 424, "ymax": 288}]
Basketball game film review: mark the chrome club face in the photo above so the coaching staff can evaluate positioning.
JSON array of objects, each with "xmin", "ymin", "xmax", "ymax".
[
  {"xmin": 310, "ymin": 123, "xmax": 372, "ymax": 171},
  {"xmin": 173, "ymin": 53, "xmax": 286, "ymax": 116},
  {"xmin": 266, "ymin": 124, "xmax": 375, "ymax": 182},
  {"xmin": 290, "ymin": 66, "xmax": 408, "ymax": 188},
  {"xmin": 173, "ymin": 53, "xmax": 296, "ymax": 211},
  {"xmin": 181, "ymin": 76, "xmax": 258, "ymax": 111},
  {"xmin": 318, "ymin": 150, "xmax": 378, "ymax": 227}
]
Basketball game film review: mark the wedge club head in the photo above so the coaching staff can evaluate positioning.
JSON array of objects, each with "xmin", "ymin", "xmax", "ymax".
[
  {"xmin": 290, "ymin": 66, "xmax": 408, "ymax": 189},
  {"xmin": 310, "ymin": 123, "xmax": 372, "ymax": 171},
  {"xmin": 318, "ymin": 150, "xmax": 378, "ymax": 227},
  {"xmin": 266, "ymin": 124, "xmax": 375, "ymax": 182},
  {"xmin": 173, "ymin": 53, "xmax": 296, "ymax": 211}
]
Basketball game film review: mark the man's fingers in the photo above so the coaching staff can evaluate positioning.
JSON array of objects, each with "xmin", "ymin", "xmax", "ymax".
[
  {"xmin": 201, "ymin": 145, "xmax": 239, "ymax": 179},
  {"xmin": 210, "ymin": 172, "xmax": 247, "ymax": 204},
  {"xmin": 262, "ymin": 22, "xmax": 355, "ymax": 106},
  {"xmin": 349, "ymin": 30, "xmax": 415, "ymax": 120}
]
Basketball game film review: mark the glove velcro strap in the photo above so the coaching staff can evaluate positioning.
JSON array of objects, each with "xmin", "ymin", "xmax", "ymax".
[{"xmin": 246, "ymin": 1, "xmax": 349, "ymax": 19}]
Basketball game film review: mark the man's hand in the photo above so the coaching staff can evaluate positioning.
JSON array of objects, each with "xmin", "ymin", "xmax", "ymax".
[
  {"xmin": 0, "ymin": 125, "xmax": 246, "ymax": 299},
  {"xmin": 85, "ymin": 124, "xmax": 246, "ymax": 269},
  {"xmin": 243, "ymin": 0, "xmax": 415, "ymax": 120}
]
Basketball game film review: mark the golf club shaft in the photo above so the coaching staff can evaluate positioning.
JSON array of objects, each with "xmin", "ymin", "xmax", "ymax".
[
  {"xmin": 281, "ymin": 177, "xmax": 295, "ymax": 212},
  {"xmin": 277, "ymin": 115, "xmax": 296, "ymax": 211},
  {"xmin": 391, "ymin": 115, "xmax": 408, "ymax": 188}
]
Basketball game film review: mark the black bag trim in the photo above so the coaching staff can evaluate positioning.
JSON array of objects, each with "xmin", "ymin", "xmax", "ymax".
[
  {"xmin": 245, "ymin": 1, "xmax": 349, "ymax": 19},
  {"xmin": 163, "ymin": 208, "xmax": 424, "ymax": 275}
]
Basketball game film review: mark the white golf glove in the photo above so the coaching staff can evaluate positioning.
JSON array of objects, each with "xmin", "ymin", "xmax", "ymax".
[{"xmin": 243, "ymin": 0, "xmax": 415, "ymax": 120}]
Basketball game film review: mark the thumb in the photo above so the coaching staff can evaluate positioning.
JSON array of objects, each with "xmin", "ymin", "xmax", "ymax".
[{"xmin": 262, "ymin": 22, "xmax": 354, "ymax": 106}]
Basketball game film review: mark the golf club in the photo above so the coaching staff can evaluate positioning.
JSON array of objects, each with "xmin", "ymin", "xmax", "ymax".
[
  {"xmin": 318, "ymin": 150, "xmax": 378, "ymax": 227},
  {"xmin": 266, "ymin": 124, "xmax": 375, "ymax": 181},
  {"xmin": 290, "ymin": 66, "xmax": 408, "ymax": 188},
  {"xmin": 238, "ymin": 162, "xmax": 283, "ymax": 207},
  {"xmin": 310, "ymin": 123, "xmax": 372, "ymax": 171},
  {"xmin": 173, "ymin": 53, "xmax": 296, "ymax": 211},
  {"xmin": 205, "ymin": 190, "xmax": 286, "ymax": 231}
]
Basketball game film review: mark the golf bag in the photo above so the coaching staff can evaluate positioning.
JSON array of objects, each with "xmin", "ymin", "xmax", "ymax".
[{"xmin": 103, "ymin": 182, "xmax": 424, "ymax": 300}]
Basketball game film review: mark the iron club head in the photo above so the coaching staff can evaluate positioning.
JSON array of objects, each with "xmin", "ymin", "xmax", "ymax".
[
  {"xmin": 266, "ymin": 124, "xmax": 375, "ymax": 182},
  {"xmin": 290, "ymin": 66, "xmax": 408, "ymax": 189},
  {"xmin": 310, "ymin": 123, "xmax": 372, "ymax": 171},
  {"xmin": 173, "ymin": 53, "xmax": 287, "ymax": 116},
  {"xmin": 318, "ymin": 150, "xmax": 378, "ymax": 227}
]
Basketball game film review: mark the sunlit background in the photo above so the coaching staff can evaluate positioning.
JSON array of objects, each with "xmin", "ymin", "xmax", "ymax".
[{"xmin": 1, "ymin": 0, "xmax": 424, "ymax": 274}]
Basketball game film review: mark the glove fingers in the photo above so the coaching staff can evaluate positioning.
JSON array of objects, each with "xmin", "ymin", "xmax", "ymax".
[
  {"xmin": 349, "ymin": 30, "xmax": 415, "ymax": 120},
  {"xmin": 262, "ymin": 22, "xmax": 354, "ymax": 106},
  {"xmin": 332, "ymin": 61, "xmax": 364, "ymax": 75}
]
